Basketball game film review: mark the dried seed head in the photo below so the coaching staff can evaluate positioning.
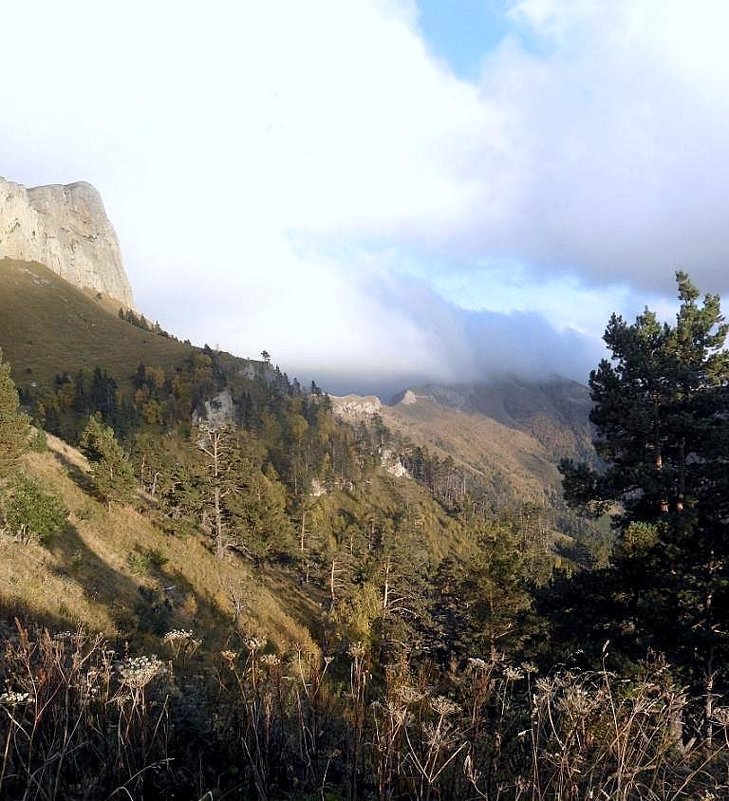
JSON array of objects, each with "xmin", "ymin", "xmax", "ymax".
[
  {"xmin": 396, "ymin": 685, "xmax": 426, "ymax": 705},
  {"xmin": 348, "ymin": 641, "xmax": 367, "ymax": 659},
  {"xmin": 0, "ymin": 691, "xmax": 32, "ymax": 707},
  {"xmin": 117, "ymin": 655, "xmax": 165, "ymax": 689},
  {"xmin": 430, "ymin": 695, "xmax": 460, "ymax": 717},
  {"xmin": 162, "ymin": 629, "xmax": 193, "ymax": 644},
  {"xmin": 503, "ymin": 666, "xmax": 525, "ymax": 682},
  {"xmin": 245, "ymin": 636, "xmax": 267, "ymax": 653}
]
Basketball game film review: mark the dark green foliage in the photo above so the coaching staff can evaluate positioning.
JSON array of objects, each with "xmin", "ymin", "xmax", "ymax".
[
  {"xmin": 557, "ymin": 273, "xmax": 729, "ymax": 729},
  {"xmin": 561, "ymin": 272, "xmax": 729, "ymax": 528},
  {"xmin": 0, "ymin": 349, "xmax": 30, "ymax": 479},
  {"xmin": 29, "ymin": 365, "xmax": 136, "ymax": 442},
  {"xmin": 2, "ymin": 473, "xmax": 67, "ymax": 544},
  {"xmin": 80, "ymin": 415, "xmax": 136, "ymax": 508},
  {"xmin": 459, "ymin": 519, "xmax": 532, "ymax": 658},
  {"xmin": 190, "ymin": 423, "xmax": 295, "ymax": 558}
]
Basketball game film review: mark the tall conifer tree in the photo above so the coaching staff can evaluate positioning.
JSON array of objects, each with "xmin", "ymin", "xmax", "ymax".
[
  {"xmin": 80, "ymin": 416, "xmax": 136, "ymax": 509},
  {"xmin": 0, "ymin": 349, "xmax": 30, "ymax": 479},
  {"xmin": 560, "ymin": 272, "xmax": 729, "ymax": 738}
]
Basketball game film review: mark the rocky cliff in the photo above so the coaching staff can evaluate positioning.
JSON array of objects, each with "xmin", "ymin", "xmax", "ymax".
[
  {"xmin": 330, "ymin": 394, "xmax": 383, "ymax": 421},
  {"xmin": 0, "ymin": 176, "xmax": 135, "ymax": 308}
]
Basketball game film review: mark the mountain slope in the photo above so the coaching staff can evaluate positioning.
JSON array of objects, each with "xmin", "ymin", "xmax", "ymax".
[
  {"xmin": 392, "ymin": 378, "xmax": 594, "ymax": 462},
  {"xmin": 1, "ymin": 434, "xmax": 317, "ymax": 653},
  {"xmin": 0, "ymin": 258, "xmax": 194, "ymax": 390},
  {"xmin": 383, "ymin": 392, "xmax": 561, "ymax": 502},
  {"xmin": 334, "ymin": 377, "xmax": 608, "ymax": 564}
]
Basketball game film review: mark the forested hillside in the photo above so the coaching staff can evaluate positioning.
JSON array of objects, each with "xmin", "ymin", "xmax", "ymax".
[{"xmin": 1, "ymin": 267, "xmax": 729, "ymax": 799}]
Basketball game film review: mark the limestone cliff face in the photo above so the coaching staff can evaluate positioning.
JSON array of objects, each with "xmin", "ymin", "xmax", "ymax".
[
  {"xmin": 330, "ymin": 394, "xmax": 382, "ymax": 422},
  {"xmin": 0, "ymin": 176, "xmax": 135, "ymax": 308}
]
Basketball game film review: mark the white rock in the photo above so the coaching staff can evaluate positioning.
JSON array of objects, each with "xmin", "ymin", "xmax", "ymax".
[
  {"xmin": 0, "ymin": 176, "xmax": 135, "ymax": 308},
  {"xmin": 193, "ymin": 390, "xmax": 236, "ymax": 427},
  {"xmin": 330, "ymin": 394, "xmax": 382, "ymax": 421},
  {"xmin": 398, "ymin": 389, "xmax": 418, "ymax": 405}
]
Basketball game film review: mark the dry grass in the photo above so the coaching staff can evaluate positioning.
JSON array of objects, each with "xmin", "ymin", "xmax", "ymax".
[
  {"xmin": 1, "ymin": 623, "xmax": 726, "ymax": 800},
  {"xmin": 0, "ymin": 435, "xmax": 316, "ymax": 655},
  {"xmin": 383, "ymin": 397, "xmax": 561, "ymax": 504},
  {"xmin": 0, "ymin": 258, "xmax": 194, "ymax": 391}
]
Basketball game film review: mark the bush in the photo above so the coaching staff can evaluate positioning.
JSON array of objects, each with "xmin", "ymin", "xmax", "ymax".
[
  {"xmin": 29, "ymin": 427, "xmax": 47, "ymax": 452},
  {"xmin": 3, "ymin": 474, "xmax": 67, "ymax": 545},
  {"xmin": 127, "ymin": 544, "xmax": 168, "ymax": 575}
]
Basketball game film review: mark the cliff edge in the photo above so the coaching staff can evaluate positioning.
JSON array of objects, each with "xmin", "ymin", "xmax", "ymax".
[{"xmin": 0, "ymin": 176, "xmax": 135, "ymax": 308}]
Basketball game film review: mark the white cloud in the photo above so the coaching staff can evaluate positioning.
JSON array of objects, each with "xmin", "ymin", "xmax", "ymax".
[
  {"xmin": 474, "ymin": 0, "xmax": 729, "ymax": 294},
  {"xmin": 3, "ymin": 0, "xmax": 729, "ymax": 393}
]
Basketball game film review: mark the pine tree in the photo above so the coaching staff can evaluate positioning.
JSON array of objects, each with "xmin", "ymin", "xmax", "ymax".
[
  {"xmin": 80, "ymin": 416, "xmax": 136, "ymax": 509},
  {"xmin": 193, "ymin": 424, "xmax": 294, "ymax": 559},
  {"xmin": 0, "ymin": 349, "xmax": 30, "ymax": 479},
  {"xmin": 560, "ymin": 272, "xmax": 729, "ymax": 738},
  {"xmin": 460, "ymin": 519, "xmax": 532, "ymax": 660}
]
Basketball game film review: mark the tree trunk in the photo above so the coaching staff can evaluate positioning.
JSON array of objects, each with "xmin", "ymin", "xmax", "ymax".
[
  {"xmin": 214, "ymin": 484, "xmax": 225, "ymax": 558},
  {"xmin": 329, "ymin": 557, "xmax": 337, "ymax": 607},
  {"xmin": 705, "ymin": 649, "xmax": 715, "ymax": 747},
  {"xmin": 383, "ymin": 557, "xmax": 391, "ymax": 614},
  {"xmin": 676, "ymin": 436, "xmax": 686, "ymax": 512}
]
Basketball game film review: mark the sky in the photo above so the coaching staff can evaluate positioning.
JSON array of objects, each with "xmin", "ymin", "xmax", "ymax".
[{"xmin": 3, "ymin": 0, "xmax": 729, "ymax": 397}]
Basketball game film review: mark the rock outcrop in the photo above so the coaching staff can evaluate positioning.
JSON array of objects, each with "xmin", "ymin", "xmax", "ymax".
[
  {"xmin": 0, "ymin": 176, "xmax": 135, "ymax": 308},
  {"xmin": 193, "ymin": 390, "xmax": 236, "ymax": 427},
  {"xmin": 330, "ymin": 394, "xmax": 382, "ymax": 422}
]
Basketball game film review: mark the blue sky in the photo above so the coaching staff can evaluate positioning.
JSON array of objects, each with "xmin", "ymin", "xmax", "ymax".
[
  {"xmin": 2, "ymin": 1, "xmax": 729, "ymax": 396},
  {"xmin": 417, "ymin": 1, "xmax": 511, "ymax": 79}
]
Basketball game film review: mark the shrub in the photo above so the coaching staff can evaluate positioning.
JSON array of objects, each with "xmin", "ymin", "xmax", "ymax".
[{"xmin": 2, "ymin": 474, "xmax": 67, "ymax": 545}]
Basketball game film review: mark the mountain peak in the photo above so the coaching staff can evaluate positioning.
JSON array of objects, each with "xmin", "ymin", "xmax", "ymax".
[{"xmin": 0, "ymin": 175, "xmax": 135, "ymax": 309}]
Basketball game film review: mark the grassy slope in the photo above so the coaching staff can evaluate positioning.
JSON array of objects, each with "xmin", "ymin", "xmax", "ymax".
[
  {"xmin": 381, "ymin": 396, "xmax": 562, "ymax": 505},
  {"xmin": 381, "ymin": 386, "xmax": 615, "ymax": 565},
  {"xmin": 0, "ymin": 435, "xmax": 317, "ymax": 654},
  {"xmin": 409, "ymin": 379, "xmax": 595, "ymax": 460},
  {"xmin": 0, "ymin": 258, "xmax": 195, "ymax": 390},
  {"xmin": 458, "ymin": 379, "xmax": 595, "ymax": 463},
  {"xmin": 2, "ymin": 435, "xmax": 469, "ymax": 655}
]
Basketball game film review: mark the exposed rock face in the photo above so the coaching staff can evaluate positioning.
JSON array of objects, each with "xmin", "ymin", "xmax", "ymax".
[
  {"xmin": 330, "ymin": 394, "xmax": 382, "ymax": 422},
  {"xmin": 395, "ymin": 389, "xmax": 418, "ymax": 405},
  {"xmin": 193, "ymin": 390, "xmax": 236, "ymax": 427},
  {"xmin": 0, "ymin": 176, "xmax": 135, "ymax": 308},
  {"xmin": 380, "ymin": 448, "xmax": 411, "ymax": 479}
]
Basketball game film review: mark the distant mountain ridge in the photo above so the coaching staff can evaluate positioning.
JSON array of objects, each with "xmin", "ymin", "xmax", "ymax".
[
  {"xmin": 331, "ymin": 376, "xmax": 601, "ymax": 557},
  {"xmin": 392, "ymin": 377, "xmax": 594, "ymax": 463},
  {"xmin": 333, "ymin": 376, "xmax": 593, "ymax": 468},
  {"xmin": 0, "ymin": 176, "xmax": 134, "ymax": 308}
]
